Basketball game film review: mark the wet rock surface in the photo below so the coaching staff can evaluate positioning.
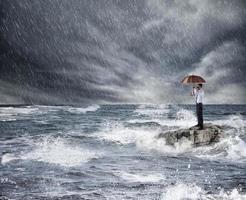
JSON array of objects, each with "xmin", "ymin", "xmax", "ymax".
[{"xmin": 158, "ymin": 123, "xmax": 223, "ymax": 146}]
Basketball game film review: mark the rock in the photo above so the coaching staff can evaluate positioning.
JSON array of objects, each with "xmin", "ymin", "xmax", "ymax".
[{"xmin": 157, "ymin": 123, "xmax": 223, "ymax": 146}]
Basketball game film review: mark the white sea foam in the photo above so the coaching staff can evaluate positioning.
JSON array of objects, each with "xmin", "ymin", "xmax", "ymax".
[
  {"xmin": 0, "ymin": 118, "xmax": 17, "ymax": 122},
  {"xmin": 211, "ymin": 115, "xmax": 245, "ymax": 130},
  {"xmin": 117, "ymin": 171, "xmax": 165, "ymax": 183},
  {"xmin": 0, "ymin": 106, "xmax": 45, "ymax": 121},
  {"xmin": 192, "ymin": 115, "xmax": 246, "ymax": 162},
  {"xmin": 194, "ymin": 135, "xmax": 246, "ymax": 162},
  {"xmin": 161, "ymin": 183, "xmax": 246, "ymax": 200},
  {"xmin": 0, "ymin": 107, "xmax": 18, "ymax": 121},
  {"xmin": 0, "ymin": 105, "xmax": 100, "ymax": 121},
  {"xmin": 162, "ymin": 183, "xmax": 204, "ymax": 200},
  {"xmin": 96, "ymin": 121, "xmax": 160, "ymax": 145},
  {"xmin": 65, "ymin": 105, "xmax": 100, "ymax": 114},
  {"xmin": 96, "ymin": 121, "xmax": 194, "ymax": 154},
  {"xmin": 132, "ymin": 112, "xmax": 246, "ymax": 161},
  {"xmin": 1, "ymin": 153, "xmax": 19, "ymax": 165},
  {"xmin": 98, "ymin": 110, "xmax": 245, "ymax": 160},
  {"xmin": 106, "ymin": 112, "xmax": 244, "ymax": 162},
  {"xmin": 216, "ymin": 189, "xmax": 246, "ymax": 200},
  {"xmin": 1, "ymin": 139, "xmax": 98, "ymax": 167},
  {"xmin": 22, "ymin": 137, "xmax": 99, "ymax": 167},
  {"xmin": 137, "ymin": 135, "xmax": 194, "ymax": 154},
  {"xmin": 0, "ymin": 107, "xmax": 39, "ymax": 115},
  {"xmin": 225, "ymin": 137, "xmax": 246, "ymax": 160}
]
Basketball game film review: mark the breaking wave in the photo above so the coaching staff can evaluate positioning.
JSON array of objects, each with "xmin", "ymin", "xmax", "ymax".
[
  {"xmin": 1, "ymin": 153, "xmax": 18, "ymax": 165},
  {"xmin": 2, "ymin": 136, "xmax": 100, "ymax": 167},
  {"xmin": 194, "ymin": 135, "xmax": 246, "ymax": 162},
  {"xmin": 0, "ymin": 106, "xmax": 39, "ymax": 121},
  {"xmin": 95, "ymin": 121, "xmax": 161, "ymax": 145},
  {"xmin": 96, "ymin": 110, "xmax": 246, "ymax": 161},
  {"xmin": 95, "ymin": 120, "xmax": 194, "ymax": 154},
  {"xmin": 65, "ymin": 105, "xmax": 100, "ymax": 114},
  {"xmin": 211, "ymin": 115, "xmax": 245, "ymax": 130},
  {"xmin": 193, "ymin": 114, "xmax": 246, "ymax": 162},
  {"xmin": 161, "ymin": 182, "xmax": 245, "ymax": 200},
  {"xmin": 0, "ymin": 105, "xmax": 100, "ymax": 121}
]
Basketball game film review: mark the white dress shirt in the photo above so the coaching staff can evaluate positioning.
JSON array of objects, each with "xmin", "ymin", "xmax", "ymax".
[{"xmin": 193, "ymin": 88, "xmax": 204, "ymax": 104}]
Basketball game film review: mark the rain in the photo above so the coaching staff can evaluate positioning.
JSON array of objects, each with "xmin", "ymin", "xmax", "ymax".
[{"xmin": 0, "ymin": 0, "xmax": 245, "ymax": 104}]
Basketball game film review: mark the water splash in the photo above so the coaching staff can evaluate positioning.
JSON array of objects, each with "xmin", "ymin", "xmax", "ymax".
[
  {"xmin": 2, "ymin": 136, "xmax": 100, "ymax": 167},
  {"xmin": 161, "ymin": 183, "xmax": 245, "ymax": 200}
]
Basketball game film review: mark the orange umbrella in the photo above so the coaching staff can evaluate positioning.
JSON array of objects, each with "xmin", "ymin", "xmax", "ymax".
[{"xmin": 181, "ymin": 75, "xmax": 206, "ymax": 84}]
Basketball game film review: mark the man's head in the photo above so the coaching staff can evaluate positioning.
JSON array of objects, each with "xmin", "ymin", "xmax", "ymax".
[{"xmin": 197, "ymin": 84, "xmax": 203, "ymax": 89}]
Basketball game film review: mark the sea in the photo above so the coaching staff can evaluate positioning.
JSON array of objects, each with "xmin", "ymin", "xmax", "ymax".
[{"xmin": 0, "ymin": 104, "xmax": 245, "ymax": 200}]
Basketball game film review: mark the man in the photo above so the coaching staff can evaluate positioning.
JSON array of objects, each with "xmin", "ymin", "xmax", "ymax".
[{"xmin": 191, "ymin": 84, "xmax": 204, "ymax": 130}]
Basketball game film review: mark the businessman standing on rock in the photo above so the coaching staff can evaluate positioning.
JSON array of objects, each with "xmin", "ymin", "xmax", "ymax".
[{"xmin": 181, "ymin": 75, "xmax": 206, "ymax": 130}]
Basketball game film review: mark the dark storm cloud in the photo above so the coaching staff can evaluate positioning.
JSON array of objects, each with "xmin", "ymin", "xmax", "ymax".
[{"xmin": 0, "ymin": 0, "xmax": 245, "ymax": 104}]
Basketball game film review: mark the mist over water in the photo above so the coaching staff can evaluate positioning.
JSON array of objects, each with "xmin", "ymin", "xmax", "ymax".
[{"xmin": 0, "ymin": 104, "xmax": 245, "ymax": 199}]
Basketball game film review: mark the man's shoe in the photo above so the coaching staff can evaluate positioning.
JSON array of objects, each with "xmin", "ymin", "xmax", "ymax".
[
  {"xmin": 194, "ymin": 124, "xmax": 199, "ymax": 127},
  {"xmin": 198, "ymin": 127, "xmax": 203, "ymax": 130}
]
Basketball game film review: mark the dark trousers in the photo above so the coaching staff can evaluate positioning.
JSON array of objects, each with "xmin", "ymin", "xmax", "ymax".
[{"xmin": 196, "ymin": 103, "xmax": 203, "ymax": 128}]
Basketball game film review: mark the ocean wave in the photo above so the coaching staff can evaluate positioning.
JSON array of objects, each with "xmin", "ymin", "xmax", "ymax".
[
  {"xmin": 1, "ymin": 153, "xmax": 19, "ymax": 165},
  {"xmin": 95, "ymin": 121, "xmax": 194, "ymax": 155},
  {"xmin": 191, "ymin": 115, "xmax": 246, "ymax": 162},
  {"xmin": 194, "ymin": 135, "xmax": 246, "ymax": 162},
  {"xmin": 24, "ymin": 137, "xmax": 99, "ymax": 167},
  {"xmin": 137, "ymin": 136, "xmax": 194, "ymax": 154},
  {"xmin": 0, "ymin": 106, "xmax": 39, "ymax": 115},
  {"xmin": 161, "ymin": 182, "xmax": 245, "ymax": 200},
  {"xmin": 0, "ymin": 106, "xmax": 46, "ymax": 121},
  {"xmin": 2, "ymin": 136, "xmax": 100, "ymax": 167},
  {"xmin": 97, "ymin": 114, "xmax": 246, "ymax": 161},
  {"xmin": 211, "ymin": 115, "xmax": 245, "ymax": 130},
  {"xmin": 130, "ymin": 112, "xmax": 246, "ymax": 161},
  {"xmin": 65, "ymin": 105, "xmax": 100, "ymax": 114},
  {"xmin": 0, "ymin": 117, "xmax": 17, "ymax": 122},
  {"xmin": 95, "ymin": 121, "xmax": 161, "ymax": 145},
  {"xmin": 0, "ymin": 105, "xmax": 100, "ymax": 121},
  {"xmin": 138, "ymin": 127, "xmax": 246, "ymax": 161}
]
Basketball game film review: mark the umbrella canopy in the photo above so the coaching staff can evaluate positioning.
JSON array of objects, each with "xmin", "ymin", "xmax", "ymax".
[{"xmin": 181, "ymin": 75, "xmax": 206, "ymax": 84}]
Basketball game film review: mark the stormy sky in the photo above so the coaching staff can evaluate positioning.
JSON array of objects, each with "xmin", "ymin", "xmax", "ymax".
[{"xmin": 0, "ymin": 0, "xmax": 246, "ymax": 104}]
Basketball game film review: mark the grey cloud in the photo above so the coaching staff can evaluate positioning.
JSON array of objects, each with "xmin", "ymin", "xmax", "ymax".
[{"xmin": 0, "ymin": 0, "xmax": 245, "ymax": 104}]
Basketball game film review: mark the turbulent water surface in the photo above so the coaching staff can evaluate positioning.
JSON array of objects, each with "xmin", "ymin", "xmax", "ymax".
[{"xmin": 0, "ymin": 104, "xmax": 245, "ymax": 199}]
